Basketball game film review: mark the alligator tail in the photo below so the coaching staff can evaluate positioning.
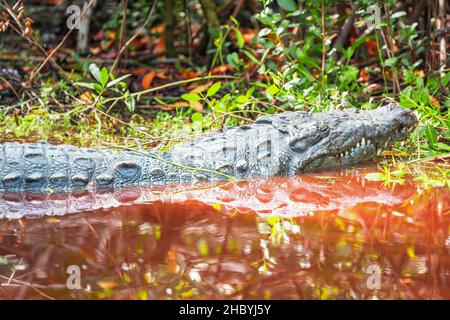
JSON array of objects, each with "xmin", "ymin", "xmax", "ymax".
[{"xmin": 0, "ymin": 141, "xmax": 193, "ymax": 192}]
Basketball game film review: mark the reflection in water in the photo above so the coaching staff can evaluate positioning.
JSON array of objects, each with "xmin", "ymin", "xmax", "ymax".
[{"xmin": 0, "ymin": 166, "xmax": 449, "ymax": 299}]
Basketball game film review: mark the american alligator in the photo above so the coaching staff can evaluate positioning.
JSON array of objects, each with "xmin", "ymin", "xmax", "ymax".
[{"xmin": 0, "ymin": 103, "xmax": 417, "ymax": 192}]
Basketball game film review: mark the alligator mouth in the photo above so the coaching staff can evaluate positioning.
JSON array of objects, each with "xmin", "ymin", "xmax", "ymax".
[
  {"xmin": 303, "ymin": 125, "xmax": 415, "ymax": 172},
  {"xmin": 338, "ymin": 121, "xmax": 417, "ymax": 162}
]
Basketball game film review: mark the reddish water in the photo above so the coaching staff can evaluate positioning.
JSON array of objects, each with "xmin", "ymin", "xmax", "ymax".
[{"xmin": 0, "ymin": 165, "xmax": 449, "ymax": 300}]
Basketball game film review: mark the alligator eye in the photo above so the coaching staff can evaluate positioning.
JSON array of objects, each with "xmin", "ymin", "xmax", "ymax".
[{"xmin": 289, "ymin": 122, "xmax": 329, "ymax": 152}]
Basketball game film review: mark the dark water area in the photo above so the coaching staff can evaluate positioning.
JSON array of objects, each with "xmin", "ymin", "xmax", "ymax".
[{"xmin": 0, "ymin": 165, "xmax": 449, "ymax": 300}]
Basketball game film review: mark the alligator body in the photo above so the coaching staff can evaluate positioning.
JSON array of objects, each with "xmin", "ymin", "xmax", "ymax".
[{"xmin": 0, "ymin": 104, "xmax": 417, "ymax": 192}]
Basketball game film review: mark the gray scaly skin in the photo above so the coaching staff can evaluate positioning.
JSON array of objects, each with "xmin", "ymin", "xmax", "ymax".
[{"xmin": 0, "ymin": 103, "xmax": 417, "ymax": 192}]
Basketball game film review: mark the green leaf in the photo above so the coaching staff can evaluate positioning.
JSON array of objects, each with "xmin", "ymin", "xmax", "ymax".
[
  {"xmin": 277, "ymin": 0, "xmax": 297, "ymax": 12},
  {"xmin": 100, "ymin": 67, "xmax": 109, "ymax": 87},
  {"xmin": 89, "ymin": 63, "xmax": 101, "ymax": 83},
  {"xmin": 234, "ymin": 28, "xmax": 245, "ymax": 49},
  {"xmin": 73, "ymin": 82, "xmax": 95, "ymax": 90},
  {"xmin": 182, "ymin": 93, "xmax": 202, "ymax": 102},
  {"xmin": 206, "ymin": 82, "xmax": 222, "ymax": 97},
  {"xmin": 191, "ymin": 112, "xmax": 204, "ymax": 123},
  {"xmin": 391, "ymin": 11, "xmax": 407, "ymax": 20},
  {"xmin": 242, "ymin": 49, "xmax": 261, "ymax": 65},
  {"xmin": 236, "ymin": 95, "xmax": 249, "ymax": 104},
  {"xmin": 424, "ymin": 124, "xmax": 438, "ymax": 145},
  {"xmin": 230, "ymin": 16, "xmax": 239, "ymax": 27},
  {"xmin": 106, "ymin": 74, "xmax": 131, "ymax": 88},
  {"xmin": 267, "ymin": 84, "xmax": 280, "ymax": 95},
  {"xmin": 385, "ymin": 57, "xmax": 398, "ymax": 67},
  {"xmin": 434, "ymin": 142, "xmax": 450, "ymax": 152},
  {"xmin": 125, "ymin": 96, "xmax": 136, "ymax": 113},
  {"xmin": 93, "ymin": 83, "xmax": 103, "ymax": 93}
]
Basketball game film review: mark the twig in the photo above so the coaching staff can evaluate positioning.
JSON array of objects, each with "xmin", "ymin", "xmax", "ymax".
[
  {"xmin": 231, "ymin": 0, "xmax": 245, "ymax": 20},
  {"xmin": 0, "ymin": 1, "xmax": 66, "ymax": 79},
  {"xmin": 111, "ymin": 0, "xmax": 128, "ymax": 74}
]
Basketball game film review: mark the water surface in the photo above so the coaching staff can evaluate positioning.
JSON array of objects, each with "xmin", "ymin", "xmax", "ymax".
[{"xmin": 0, "ymin": 164, "xmax": 449, "ymax": 299}]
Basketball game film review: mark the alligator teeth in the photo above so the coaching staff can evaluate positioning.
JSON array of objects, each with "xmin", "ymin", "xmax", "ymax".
[
  {"xmin": 377, "ymin": 148, "xmax": 382, "ymax": 156},
  {"xmin": 361, "ymin": 138, "xmax": 366, "ymax": 146},
  {"xmin": 345, "ymin": 151, "xmax": 349, "ymax": 156},
  {"xmin": 384, "ymin": 141, "xmax": 389, "ymax": 148},
  {"xmin": 367, "ymin": 139, "xmax": 371, "ymax": 145},
  {"xmin": 356, "ymin": 142, "xmax": 360, "ymax": 148}
]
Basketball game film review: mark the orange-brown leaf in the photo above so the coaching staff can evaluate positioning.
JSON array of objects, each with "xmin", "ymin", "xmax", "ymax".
[
  {"xmin": 358, "ymin": 68, "xmax": 369, "ymax": 82},
  {"xmin": 365, "ymin": 39, "xmax": 377, "ymax": 56},
  {"xmin": 131, "ymin": 66, "xmax": 149, "ymax": 76},
  {"xmin": 189, "ymin": 100, "xmax": 203, "ymax": 112},
  {"xmin": 210, "ymin": 64, "xmax": 234, "ymax": 74},
  {"xmin": 429, "ymin": 95, "xmax": 440, "ymax": 107},
  {"xmin": 181, "ymin": 70, "xmax": 200, "ymax": 79},
  {"xmin": 142, "ymin": 70, "xmax": 156, "ymax": 89}
]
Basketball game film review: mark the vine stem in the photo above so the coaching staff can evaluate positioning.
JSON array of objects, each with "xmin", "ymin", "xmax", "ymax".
[{"xmin": 118, "ymin": 146, "xmax": 237, "ymax": 181}]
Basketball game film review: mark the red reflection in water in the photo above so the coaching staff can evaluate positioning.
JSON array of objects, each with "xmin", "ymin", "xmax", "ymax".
[{"xmin": 0, "ymin": 166, "xmax": 449, "ymax": 299}]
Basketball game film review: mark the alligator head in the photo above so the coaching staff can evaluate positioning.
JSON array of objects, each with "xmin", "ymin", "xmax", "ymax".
[{"xmin": 272, "ymin": 103, "xmax": 418, "ymax": 173}]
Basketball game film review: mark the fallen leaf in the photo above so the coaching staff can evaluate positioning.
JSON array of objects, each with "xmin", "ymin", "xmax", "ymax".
[
  {"xmin": 155, "ymin": 71, "xmax": 168, "ymax": 79},
  {"xmin": 131, "ymin": 66, "xmax": 149, "ymax": 75},
  {"xmin": 365, "ymin": 39, "xmax": 377, "ymax": 56},
  {"xmin": 181, "ymin": 70, "xmax": 200, "ymax": 79},
  {"xmin": 153, "ymin": 34, "xmax": 166, "ymax": 54},
  {"xmin": 210, "ymin": 64, "xmax": 235, "ymax": 74},
  {"xmin": 142, "ymin": 70, "xmax": 156, "ymax": 89},
  {"xmin": 171, "ymin": 101, "xmax": 190, "ymax": 108},
  {"xmin": 429, "ymin": 95, "xmax": 440, "ymax": 107},
  {"xmin": 242, "ymin": 28, "xmax": 258, "ymax": 44},
  {"xmin": 358, "ymin": 68, "xmax": 369, "ymax": 82},
  {"xmin": 80, "ymin": 91, "xmax": 93, "ymax": 103},
  {"xmin": 189, "ymin": 100, "xmax": 203, "ymax": 112},
  {"xmin": 89, "ymin": 46, "xmax": 101, "ymax": 55},
  {"xmin": 364, "ymin": 83, "xmax": 382, "ymax": 93}
]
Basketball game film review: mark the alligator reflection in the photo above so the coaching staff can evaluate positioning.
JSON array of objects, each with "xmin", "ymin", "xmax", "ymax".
[{"xmin": 0, "ymin": 166, "xmax": 449, "ymax": 299}]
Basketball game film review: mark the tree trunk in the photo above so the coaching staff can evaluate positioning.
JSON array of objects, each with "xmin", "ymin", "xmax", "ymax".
[
  {"xmin": 199, "ymin": 0, "xmax": 220, "ymax": 36},
  {"xmin": 163, "ymin": 0, "xmax": 176, "ymax": 57}
]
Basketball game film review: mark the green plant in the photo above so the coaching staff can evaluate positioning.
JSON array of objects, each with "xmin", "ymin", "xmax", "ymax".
[{"xmin": 74, "ymin": 64, "xmax": 133, "ymax": 112}]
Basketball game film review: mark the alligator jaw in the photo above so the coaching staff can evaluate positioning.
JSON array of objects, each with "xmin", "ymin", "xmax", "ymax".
[{"xmin": 291, "ymin": 103, "xmax": 418, "ymax": 173}]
